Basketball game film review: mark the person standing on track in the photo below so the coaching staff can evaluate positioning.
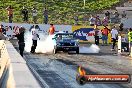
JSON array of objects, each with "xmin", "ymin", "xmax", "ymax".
[
  {"xmin": 111, "ymin": 26, "xmax": 118, "ymax": 51},
  {"xmin": 48, "ymin": 24, "xmax": 55, "ymax": 35},
  {"xmin": 101, "ymin": 26, "xmax": 110, "ymax": 45},
  {"xmin": 94, "ymin": 25, "xmax": 100, "ymax": 45},
  {"xmin": 30, "ymin": 25, "xmax": 40, "ymax": 53},
  {"xmin": 14, "ymin": 26, "xmax": 25, "ymax": 57}
]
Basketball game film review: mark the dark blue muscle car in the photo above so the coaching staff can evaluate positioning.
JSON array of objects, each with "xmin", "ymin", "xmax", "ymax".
[{"xmin": 52, "ymin": 33, "xmax": 79, "ymax": 54}]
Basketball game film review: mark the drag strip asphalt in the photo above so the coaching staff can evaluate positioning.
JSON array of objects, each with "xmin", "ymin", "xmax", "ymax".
[
  {"xmin": 23, "ymin": 52, "xmax": 126, "ymax": 88},
  {"xmin": 10, "ymin": 39, "xmax": 130, "ymax": 88}
]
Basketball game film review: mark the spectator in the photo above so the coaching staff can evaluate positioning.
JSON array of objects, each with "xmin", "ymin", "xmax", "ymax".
[
  {"xmin": 102, "ymin": 17, "xmax": 109, "ymax": 26},
  {"xmin": 121, "ymin": 34, "xmax": 129, "ymax": 52},
  {"xmin": 74, "ymin": 13, "xmax": 78, "ymax": 25},
  {"xmin": 48, "ymin": 24, "xmax": 55, "ymax": 35},
  {"xmin": 119, "ymin": 23, "xmax": 124, "ymax": 32},
  {"xmin": 32, "ymin": 7, "xmax": 38, "ymax": 24},
  {"xmin": 0, "ymin": 24, "xmax": 6, "ymax": 40},
  {"xmin": 83, "ymin": 14, "xmax": 87, "ymax": 25},
  {"xmin": 105, "ymin": 11, "xmax": 110, "ymax": 20},
  {"xmin": 30, "ymin": 25, "xmax": 40, "ymax": 53},
  {"xmin": 111, "ymin": 26, "xmax": 118, "ymax": 51},
  {"xmin": 113, "ymin": 11, "xmax": 119, "ymax": 23},
  {"xmin": 21, "ymin": 6, "xmax": 28, "ymax": 22},
  {"xmin": 101, "ymin": 26, "xmax": 110, "ymax": 45},
  {"xmin": 121, "ymin": 11, "xmax": 126, "ymax": 18},
  {"xmin": 6, "ymin": 5, "xmax": 13, "ymax": 23},
  {"xmin": 94, "ymin": 25, "xmax": 100, "ymax": 45},
  {"xmin": 113, "ymin": 11, "xmax": 119, "ymax": 18},
  {"xmin": 14, "ymin": 26, "xmax": 25, "ymax": 57},
  {"xmin": 43, "ymin": 8, "xmax": 48, "ymax": 24},
  {"xmin": 128, "ymin": 28, "xmax": 132, "ymax": 53},
  {"xmin": 95, "ymin": 16, "xmax": 101, "ymax": 26},
  {"xmin": 89, "ymin": 15, "xmax": 96, "ymax": 26},
  {"xmin": 1, "ymin": 24, "xmax": 6, "ymax": 35}
]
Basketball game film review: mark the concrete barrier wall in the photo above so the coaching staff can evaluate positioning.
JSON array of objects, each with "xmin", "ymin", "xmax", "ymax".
[
  {"xmin": 0, "ymin": 40, "xmax": 41, "ymax": 88},
  {"xmin": 0, "ymin": 40, "xmax": 10, "ymax": 88}
]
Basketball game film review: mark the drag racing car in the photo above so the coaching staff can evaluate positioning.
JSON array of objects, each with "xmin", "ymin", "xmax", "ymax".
[{"xmin": 52, "ymin": 33, "xmax": 79, "ymax": 54}]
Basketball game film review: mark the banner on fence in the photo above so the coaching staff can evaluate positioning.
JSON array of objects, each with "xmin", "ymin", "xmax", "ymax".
[
  {"xmin": 0, "ymin": 22, "xmax": 72, "ymax": 38},
  {"xmin": 72, "ymin": 26, "xmax": 111, "ymax": 43}
]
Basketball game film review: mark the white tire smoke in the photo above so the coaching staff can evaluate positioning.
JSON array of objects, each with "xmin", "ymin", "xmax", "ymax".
[
  {"xmin": 25, "ymin": 31, "xmax": 55, "ymax": 53},
  {"xmin": 25, "ymin": 31, "xmax": 100, "ymax": 54},
  {"xmin": 79, "ymin": 44, "xmax": 100, "ymax": 53}
]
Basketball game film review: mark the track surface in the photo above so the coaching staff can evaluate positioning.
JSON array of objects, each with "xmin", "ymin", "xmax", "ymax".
[{"xmin": 11, "ymin": 40, "xmax": 132, "ymax": 88}]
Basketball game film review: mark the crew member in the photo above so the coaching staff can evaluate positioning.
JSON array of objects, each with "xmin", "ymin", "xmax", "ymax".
[
  {"xmin": 30, "ymin": 25, "xmax": 40, "ymax": 53},
  {"xmin": 101, "ymin": 26, "xmax": 110, "ymax": 45},
  {"xmin": 48, "ymin": 24, "xmax": 55, "ymax": 35},
  {"xmin": 111, "ymin": 26, "xmax": 118, "ymax": 51},
  {"xmin": 14, "ymin": 26, "xmax": 25, "ymax": 57},
  {"xmin": 94, "ymin": 25, "xmax": 100, "ymax": 45}
]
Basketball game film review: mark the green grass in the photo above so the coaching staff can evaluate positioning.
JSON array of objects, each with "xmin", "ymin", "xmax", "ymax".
[{"xmin": 0, "ymin": 0, "xmax": 120, "ymax": 25}]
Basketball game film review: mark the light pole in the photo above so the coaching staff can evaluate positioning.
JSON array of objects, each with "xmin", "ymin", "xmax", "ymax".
[
  {"xmin": 83, "ymin": 0, "xmax": 86, "ymax": 25},
  {"xmin": 84, "ymin": 0, "xmax": 85, "ymax": 8}
]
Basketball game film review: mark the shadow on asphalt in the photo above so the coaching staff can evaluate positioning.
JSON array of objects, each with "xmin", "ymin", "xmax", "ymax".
[
  {"xmin": 67, "ymin": 52, "xmax": 118, "ymax": 56},
  {"xmin": 79, "ymin": 52, "xmax": 118, "ymax": 56}
]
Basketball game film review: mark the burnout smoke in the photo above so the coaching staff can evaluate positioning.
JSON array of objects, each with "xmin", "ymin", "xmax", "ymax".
[
  {"xmin": 35, "ymin": 35, "xmax": 55, "ymax": 53},
  {"xmin": 25, "ymin": 31, "xmax": 55, "ymax": 53},
  {"xmin": 79, "ymin": 44, "xmax": 100, "ymax": 53},
  {"xmin": 25, "ymin": 31, "xmax": 100, "ymax": 54}
]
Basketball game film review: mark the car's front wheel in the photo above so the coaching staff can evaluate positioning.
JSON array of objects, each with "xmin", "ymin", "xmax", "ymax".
[{"xmin": 76, "ymin": 47, "xmax": 79, "ymax": 54}]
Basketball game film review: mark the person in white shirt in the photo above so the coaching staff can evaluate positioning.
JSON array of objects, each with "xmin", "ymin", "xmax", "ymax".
[
  {"xmin": 32, "ymin": 7, "xmax": 38, "ymax": 24},
  {"xmin": 111, "ymin": 26, "xmax": 118, "ymax": 50},
  {"xmin": 30, "ymin": 25, "xmax": 40, "ymax": 53}
]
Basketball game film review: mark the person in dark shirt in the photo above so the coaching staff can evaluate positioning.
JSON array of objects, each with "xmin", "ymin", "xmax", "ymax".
[
  {"xmin": 1, "ymin": 24, "xmax": 6, "ymax": 35},
  {"xmin": 119, "ymin": 23, "xmax": 124, "ymax": 32},
  {"xmin": 0, "ymin": 24, "xmax": 6, "ymax": 40},
  {"xmin": 14, "ymin": 26, "xmax": 25, "ymax": 57},
  {"xmin": 21, "ymin": 6, "xmax": 28, "ymax": 22},
  {"xmin": 105, "ymin": 11, "xmax": 110, "ymax": 20},
  {"xmin": 43, "ymin": 8, "xmax": 48, "ymax": 24}
]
